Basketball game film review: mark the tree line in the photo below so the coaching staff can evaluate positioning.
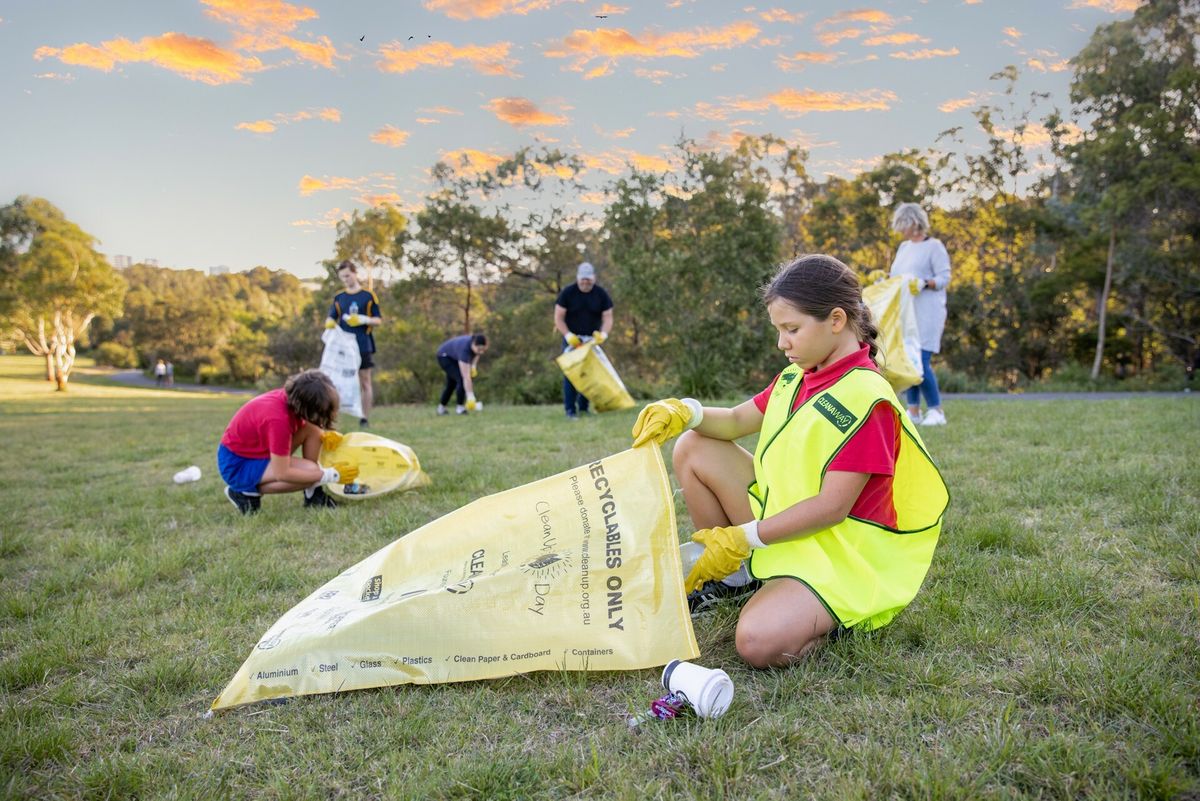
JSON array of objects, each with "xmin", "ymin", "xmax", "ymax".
[{"xmin": 2, "ymin": 1, "xmax": 1195, "ymax": 396}]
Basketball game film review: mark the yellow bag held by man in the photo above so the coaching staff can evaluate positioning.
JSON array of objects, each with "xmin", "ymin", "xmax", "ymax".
[
  {"xmin": 555, "ymin": 341, "xmax": 635, "ymax": 412},
  {"xmin": 318, "ymin": 432, "xmax": 430, "ymax": 500},
  {"xmin": 862, "ymin": 276, "xmax": 924, "ymax": 393},
  {"xmin": 211, "ymin": 446, "xmax": 698, "ymax": 710}
]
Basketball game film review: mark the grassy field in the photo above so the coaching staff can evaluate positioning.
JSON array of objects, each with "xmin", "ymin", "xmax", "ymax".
[{"xmin": 2, "ymin": 354, "xmax": 1197, "ymax": 800}]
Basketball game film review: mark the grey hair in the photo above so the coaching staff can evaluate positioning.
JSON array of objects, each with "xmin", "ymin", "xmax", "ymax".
[{"xmin": 891, "ymin": 202, "xmax": 930, "ymax": 234}]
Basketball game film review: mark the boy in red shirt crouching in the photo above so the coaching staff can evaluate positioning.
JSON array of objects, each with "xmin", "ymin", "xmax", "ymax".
[{"xmin": 217, "ymin": 370, "xmax": 359, "ymax": 514}]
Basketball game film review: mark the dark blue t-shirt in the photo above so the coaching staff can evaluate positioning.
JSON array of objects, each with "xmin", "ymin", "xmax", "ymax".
[
  {"xmin": 329, "ymin": 290, "xmax": 381, "ymax": 355},
  {"xmin": 555, "ymin": 283, "xmax": 613, "ymax": 336},
  {"xmin": 437, "ymin": 335, "xmax": 476, "ymax": 363}
]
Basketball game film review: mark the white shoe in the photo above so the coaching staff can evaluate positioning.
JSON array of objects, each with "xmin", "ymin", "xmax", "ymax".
[
  {"xmin": 436, "ymin": 404, "xmax": 447, "ymax": 416},
  {"xmin": 907, "ymin": 409, "xmax": 922, "ymax": 425},
  {"xmin": 456, "ymin": 405, "xmax": 467, "ymax": 415},
  {"xmin": 919, "ymin": 408, "xmax": 947, "ymax": 426}
]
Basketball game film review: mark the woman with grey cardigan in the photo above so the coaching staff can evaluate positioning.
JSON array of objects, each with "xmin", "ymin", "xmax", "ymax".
[{"xmin": 888, "ymin": 203, "xmax": 951, "ymax": 426}]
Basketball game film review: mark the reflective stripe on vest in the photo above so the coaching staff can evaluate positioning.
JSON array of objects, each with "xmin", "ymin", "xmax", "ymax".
[{"xmin": 747, "ymin": 365, "xmax": 949, "ymax": 630}]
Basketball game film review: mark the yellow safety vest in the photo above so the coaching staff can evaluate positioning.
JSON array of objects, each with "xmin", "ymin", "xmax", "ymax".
[{"xmin": 748, "ymin": 365, "xmax": 949, "ymax": 630}]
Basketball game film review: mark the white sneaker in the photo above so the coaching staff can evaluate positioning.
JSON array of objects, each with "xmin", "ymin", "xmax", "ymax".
[
  {"xmin": 907, "ymin": 409, "xmax": 922, "ymax": 425},
  {"xmin": 455, "ymin": 405, "xmax": 467, "ymax": 415},
  {"xmin": 436, "ymin": 404, "xmax": 447, "ymax": 416},
  {"xmin": 919, "ymin": 408, "xmax": 947, "ymax": 426}
]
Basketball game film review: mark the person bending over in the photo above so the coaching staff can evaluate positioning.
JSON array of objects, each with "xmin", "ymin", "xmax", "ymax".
[
  {"xmin": 436, "ymin": 333, "xmax": 488, "ymax": 415},
  {"xmin": 218, "ymin": 369, "xmax": 359, "ymax": 514}
]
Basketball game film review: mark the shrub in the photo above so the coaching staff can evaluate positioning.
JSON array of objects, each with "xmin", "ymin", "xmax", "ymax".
[{"xmin": 93, "ymin": 342, "xmax": 138, "ymax": 368}]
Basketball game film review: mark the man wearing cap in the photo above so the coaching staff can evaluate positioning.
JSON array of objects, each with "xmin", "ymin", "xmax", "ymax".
[{"xmin": 554, "ymin": 262, "xmax": 614, "ymax": 419}]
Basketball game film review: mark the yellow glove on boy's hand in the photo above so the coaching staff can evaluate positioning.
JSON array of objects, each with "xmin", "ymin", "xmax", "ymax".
[
  {"xmin": 470, "ymin": 366, "xmax": 478, "ymax": 378},
  {"xmin": 631, "ymin": 398, "xmax": 702, "ymax": 447},
  {"xmin": 332, "ymin": 461, "xmax": 359, "ymax": 485},
  {"xmin": 325, "ymin": 318, "xmax": 337, "ymax": 330},
  {"xmin": 565, "ymin": 333, "xmax": 582, "ymax": 348},
  {"xmin": 592, "ymin": 330, "xmax": 608, "ymax": 345},
  {"xmin": 347, "ymin": 313, "xmax": 364, "ymax": 326},
  {"xmin": 320, "ymin": 430, "xmax": 344, "ymax": 451},
  {"xmin": 684, "ymin": 522, "xmax": 766, "ymax": 593}
]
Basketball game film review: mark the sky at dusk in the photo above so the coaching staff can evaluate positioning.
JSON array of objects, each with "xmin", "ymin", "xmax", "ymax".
[{"xmin": 2, "ymin": 0, "xmax": 1137, "ymax": 279}]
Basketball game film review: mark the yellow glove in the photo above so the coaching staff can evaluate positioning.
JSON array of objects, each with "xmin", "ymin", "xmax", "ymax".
[
  {"xmin": 347, "ymin": 313, "xmax": 364, "ymax": 327},
  {"xmin": 466, "ymin": 392, "xmax": 478, "ymax": 411},
  {"xmin": 908, "ymin": 278, "xmax": 921, "ymax": 295},
  {"xmin": 332, "ymin": 461, "xmax": 359, "ymax": 485},
  {"xmin": 325, "ymin": 318, "xmax": 337, "ymax": 330},
  {"xmin": 631, "ymin": 398, "xmax": 701, "ymax": 447},
  {"xmin": 320, "ymin": 430, "xmax": 344, "ymax": 451},
  {"xmin": 592, "ymin": 330, "xmax": 608, "ymax": 345},
  {"xmin": 684, "ymin": 522, "xmax": 765, "ymax": 593},
  {"xmin": 471, "ymin": 366, "xmax": 478, "ymax": 378},
  {"xmin": 565, "ymin": 333, "xmax": 583, "ymax": 348}
]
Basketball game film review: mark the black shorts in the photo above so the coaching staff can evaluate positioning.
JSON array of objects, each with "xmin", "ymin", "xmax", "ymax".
[{"xmin": 360, "ymin": 351, "xmax": 375, "ymax": 370}]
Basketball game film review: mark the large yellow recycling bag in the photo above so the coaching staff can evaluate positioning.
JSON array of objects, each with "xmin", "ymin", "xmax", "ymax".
[
  {"xmin": 863, "ymin": 276, "xmax": 924, "ymax": 393},
  {"xmin": 555, "ymin": 342, "xmax": 636, "ymax": 412},
  {"xmin": 211, "ymin": 446, "xmax": 698, "ymax": 711},
  {"xmin": 318, "ymin": 432, "xmax": 430, "ymax": 500}
]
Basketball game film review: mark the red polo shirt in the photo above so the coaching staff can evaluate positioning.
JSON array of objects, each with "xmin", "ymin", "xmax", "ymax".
[{"xmin": 752, "ymin": 344, "xmax": 899, "ymax": 528}]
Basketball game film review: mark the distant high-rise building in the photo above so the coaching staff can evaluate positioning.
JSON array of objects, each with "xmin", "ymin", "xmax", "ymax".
[
  {"xmin": 111, "ymin": 254, "xmax": 132, "ymax": 269},
  {"xmin": 143, "ymin": 258, "xmax": 158, "ymax": 267},
  {"xmin": 209, "ymin": 265, "xmax": 230, "ymax": 275}
]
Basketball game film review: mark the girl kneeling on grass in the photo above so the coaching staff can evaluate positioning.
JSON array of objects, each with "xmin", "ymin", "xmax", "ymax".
[
  {"xmin": 218, "ymin": 369, "xmax": 360, "ymax": 515},
  {"xmin": 631, "ymin": 254, "xmax": 948, "ymax": 667}
]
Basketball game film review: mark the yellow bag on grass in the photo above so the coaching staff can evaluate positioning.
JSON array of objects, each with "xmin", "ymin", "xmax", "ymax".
[
  {"xmin": 318, "ymin": 432, "xmax": 430, "ymax": 500},
  {"xmin": 863, "ymin": 276, "xmax": 924, "ymax": 393},
  {"xmin": 211, "ymin": 446, "xmax": 698, "ymax": 710},
  {"xmin": 555, "ymin": 342, "xmax": 635, "ymax": 412}
]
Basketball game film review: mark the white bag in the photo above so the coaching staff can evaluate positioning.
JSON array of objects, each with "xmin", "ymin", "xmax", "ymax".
[{"xmin": 319, "ymin": 328, "xmax": 363, "ymax": 420}]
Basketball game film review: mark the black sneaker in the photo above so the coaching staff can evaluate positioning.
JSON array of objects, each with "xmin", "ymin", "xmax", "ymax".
[
  {"xmin": 687, "ymin": 579, "xmax": 762, "ymax": 616},
  {"xmin": 304, "ymin": 486, "xmax": 338, "ymax": 509},
  {"xmin": 359, "ymin": 417, "xmax": 369, "ymax": 429},
  {"xmin": 225, "ymin": 486, "xmax": 261, "ymax": 515}
]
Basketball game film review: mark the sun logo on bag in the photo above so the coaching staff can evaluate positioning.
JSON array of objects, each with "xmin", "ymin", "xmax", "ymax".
[{"xmin": 521, "ymin": 551, "xmax": 572, "ymax": 580}]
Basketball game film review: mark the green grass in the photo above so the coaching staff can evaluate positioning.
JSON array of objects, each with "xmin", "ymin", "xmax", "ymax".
[{"xmin": 2, "ymin": 354, "xmax": 1198, "ymax": 799}]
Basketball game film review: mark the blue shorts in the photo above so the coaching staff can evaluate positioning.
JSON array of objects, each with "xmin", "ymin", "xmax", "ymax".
[{"xmin": 217, "ymin": 444, "xmax": 270, "ymax": 494}]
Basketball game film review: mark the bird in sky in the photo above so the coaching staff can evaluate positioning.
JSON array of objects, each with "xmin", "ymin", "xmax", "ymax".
[{"xmin": 359, "ymin": 35, "xmax": 365, "ymax": 41}]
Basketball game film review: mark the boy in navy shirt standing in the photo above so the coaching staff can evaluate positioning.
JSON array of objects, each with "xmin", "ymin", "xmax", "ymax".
[{"xmin": 326, "ymin": 260, "xmax": 382, "ymax": 428}]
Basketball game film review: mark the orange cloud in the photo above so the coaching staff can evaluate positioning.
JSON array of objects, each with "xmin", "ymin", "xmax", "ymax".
[
  {"xmin": 890, "ymin": 47, "xmax": 959, "ymax": 60},
  {"xmin": 358, "ymin": 192, "xmax": 404, "ymax": 207},
  {"xmin": 236, "ymin": 119, "xmax": 277, "ymax": 133},
  {"xmin": 1027, "ymin": 57, "xmax": 1069, "ymax": 72},
  {"xmin": 424, "ymin": 0, "xmax": 574, "ymax": 19},
  {"xmin": 760, "ymin": 9, "xmax": 804, "ymax": 23},
  {"xmin": 34, "ymin": 33, "xmax": 264, "ymax": 84},
  {"xmin": 544, "ymin": 21, "xmax": 759, "ymax": 75},
  {"xmin": 370, "ymin": 125, "xmax": 410, "ymax": 147},
  {"xmin": 202, "ymin": 0, "xmax": 342, "ymax": 68},
  {"xmin": 814, "ymin": 8, "xmax": 900, "ymax": 46},
  {"xmin": 439, "ymin": 148, "xmax": 507, "ymax": 177},
  {"xmin": 1002, "ymin": 26, "xmax": 1023, "ymax": 38},
  {"xmin": 202, "ymin": 0, "xmax": 316, "ymax": 33},
  {"xmin": 235, "ymin": 106, "xmax": 339, "ymax": 133},
  {"xmin": 633, "ymin": 68, "xmax": 680, "ymax": 83},
  {"xmin": 776, "ymin": 51, "xmax": 839, "ymax": 71},
  {"xmin": 594, "ymin": 3, "xmax": 628, "ymax": 14},
  {"xmin": 377, "ymin": 41, "xmax": 518, "ymax": 76},
  {"xmin": 1068, "ymin": 0, "xmax": 1138, "ymax": 11},
  {"xmin": 729, "ymin": 87, "xmax": 897, "ymax": 116},
  {"xmin": 579, "ymin": 148, "xmax": 672, "ymax": 175},
  {"xmin": 861, "ymin": 32, "xmax": 927, "ymax": 46},
  {"xmin": 291, "ymin": 207, "xmax": 348, "ymax": 229},
  {"xmin": 595, "ymin": 124, "xmax": 635, "ymax": 138},
  {"xmin": 485, "ymin": 97, "xmax": 569, "ymax": 127},
  {"xmin": 298, "ymin": 175, "xmax": 364, "ymax": 196},
  {"xmin": 997, "ymin": 121, "xmax": 1083, "ymax": 149},
  {"xmin": 938, "ymin": 92, "xmax": 982, "ymax": 112}
]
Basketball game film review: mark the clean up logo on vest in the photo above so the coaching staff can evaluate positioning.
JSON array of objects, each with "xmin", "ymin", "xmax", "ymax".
[{"xmin": 813, "ymin": 393, "xmax": 857, "ymax": 432}]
